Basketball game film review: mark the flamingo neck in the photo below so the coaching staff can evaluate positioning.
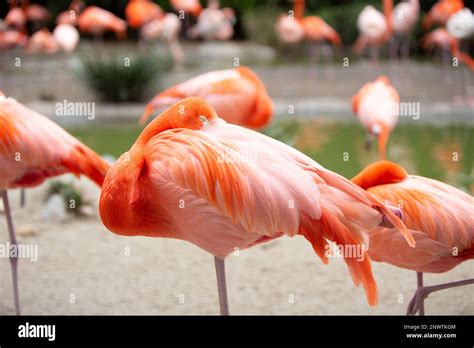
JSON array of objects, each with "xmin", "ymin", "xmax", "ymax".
[
  {"xmin": 294, "ymin": 0, "xmax": 305, "ymax": 20},
  {"xmin": 383, "ymin": 0, "xmax": 393, "ymax": 34}
]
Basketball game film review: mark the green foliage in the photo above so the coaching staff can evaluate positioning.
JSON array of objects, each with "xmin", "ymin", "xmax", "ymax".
[
  {"xmin": 47, "ymin": 181, "xmax": 84, "ymax": 215},
  {"xmin": 316, "ymin": 3, "xmax": 371, "ymax": 45},
  {"xmin": 77, "ymin": 53, "xmax": 170, "ymax": 103},
  {"xmin": 243, "ymin": 4, "xmax": 282, "ymax": 47}
]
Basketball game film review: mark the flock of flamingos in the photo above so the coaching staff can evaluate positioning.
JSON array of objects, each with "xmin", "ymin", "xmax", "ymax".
[
  {"xmin": 0, "ymin": 0, "xmax": 473, "ymax": 316},
  {"xmin": 0, "ymin": 0, "xmax": 473, "ymax": 66}
]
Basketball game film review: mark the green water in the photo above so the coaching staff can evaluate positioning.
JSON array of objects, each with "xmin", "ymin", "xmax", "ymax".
[{"xmin": 68, "ymin": 120, "xmax": 474, "ymax": 193}]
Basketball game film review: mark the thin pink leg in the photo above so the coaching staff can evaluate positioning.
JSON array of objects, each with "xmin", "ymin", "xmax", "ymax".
[
  {"xmin": 407, "ymin": 276, "xmax": 474, "ymax": 316},
  {"xmin": 214, "ymin": 256, "xmax": 229, "ymax": 316},
  {"xmin": 1, "ymin": 190, "xmax": 21, "ymax": 315},
  {"xmin": 416, "ymin": 272, "xmax": 425, "ymax": 315}
]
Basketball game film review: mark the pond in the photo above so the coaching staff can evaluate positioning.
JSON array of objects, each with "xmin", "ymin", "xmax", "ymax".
[{"xmin": 68, "ymin": 120, "xmax": 474, "ymax": 194}]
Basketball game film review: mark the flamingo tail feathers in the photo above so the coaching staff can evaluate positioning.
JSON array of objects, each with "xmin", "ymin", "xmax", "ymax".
[{"xmin": 61, "ymin": 144, "xmax": 110, "ymax": 186}]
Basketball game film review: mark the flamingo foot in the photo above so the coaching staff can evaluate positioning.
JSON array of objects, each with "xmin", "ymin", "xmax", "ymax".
[
  {"xmin": 1, "ymin": 190, "xmax": 21, "ymax": 315},
  {"xmin": 214, "ymin": 256, "xmax": 229, "ymax": 316},
  {"xmin": 407, "ymin": 276, "xmax": 474, "ymax": 316}
]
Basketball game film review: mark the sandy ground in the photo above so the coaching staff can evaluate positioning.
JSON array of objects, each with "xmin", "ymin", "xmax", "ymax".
[{"xmin": 0, "ymin": 175, "xmax": 472, "ymax": 315}]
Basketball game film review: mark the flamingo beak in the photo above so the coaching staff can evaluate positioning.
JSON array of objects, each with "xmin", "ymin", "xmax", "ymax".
[{"xmin": 379, "ymin": 205, "xmax": 403, "ymax": 228}]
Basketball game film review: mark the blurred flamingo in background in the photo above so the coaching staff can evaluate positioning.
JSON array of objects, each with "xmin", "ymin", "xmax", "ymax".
[
  {"xmin": 23, "ymin": 0, "xmax": 50, "ymax": 31},
  {"xmin": 188, "ymin": 0, "xmax": 236, "ymax": 41},
  {"xmin": 447, "ymin": 8, "xmax": 474, "ymax": 43},
  {"xmin": 446, "ymin": 8, "xmax": 474, "ymax": 101},
  {"xmin": 301, "ymin": 15, "xmax": 342, "ymax": 63},
  {"xmin": 0, "ymin": 29, "xmax": 27, "ymax": 51},
  {"xmin": 275, "ymin": 0, "xmax": 305, "ymax": 45},
  {"xmin": 78, "ymin": 5, "xmax": 127, "ymax": 41},
  {"xmin": 421, "ymin": 28, "xmax": 474, "ymax": 70},
  {"xmin": 301, "ymin": 16, "xmax": 342, "ymax": 47},
  {"xmin": 4, "ymin": 0, "xmax": 27, "ymax": 33},
  {"xmin": 140, "ymin": 67, "xmax": 273, "ymax": 129},
  {"xmin": 352, "ymin": 161, "xmax": 474, "ymax": 315},
  {"xmin": 125, "ymin": 0, "xmax": 164, "ymax": 31},
  {"xmin": 354, "ymin": 0, "xmax": 394, "ymax": 62},
  {"xmin": 25, "ymin": 28, "xmax": 58, "ymax": 54},
  {"xmin": 422, "ymin": 0, "xmax": 464, "ymax": 31},
  {"xmin": 56, "ymin": 0, "xmax": 84, "ymax": 26},
  {"xmin": 100, "ymin": 97, "xmax": 412, "ymax": 315},
  {"xmin": 125, "ymin": 0, "xmax": 183, "ymax": 65},
  {"xmin": 390, "ymin": 0, "xmax": 419, "ymax": 60},
  {"xmin": 275, "ymin": 0, "xmax": 341, "ymax": 61},
  {"xmin": 170, "ymin": 0, "xmax": 202, "ymax": 18},
  {"xmin": 140, "ymin": 13, "xmax": 184, "ymax": 65},
  {"xmin": 53, "ymin": 24, "xmax": 80, "ymax": 53},
  {"xmin": 0, "ymin": 93, "xmax": 110, "ymax": 315},
  {"xmin": 352, "ymin": 76, "xmax": 400, "ymax": 159}
]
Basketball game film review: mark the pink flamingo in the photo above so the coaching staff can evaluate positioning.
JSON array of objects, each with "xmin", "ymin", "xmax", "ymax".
[
  {"xmin": 56, "ymin": 0, "xmax": 85, "ymax": 26},
  {"xmin": 354, "ymin": 0, "xmax": 394, "ymax": 62},
  {"xmin": 170, "ymin": 0, "xmax": 202, "ymax": 18},
  {"xmin": 53, "ymin": 24, "xmax": 80, "ymax": 53},
  {"xmin": 100, "ymin": 97, "xmax": 413, "ymax": 315},
  {"xmin": 4, "ymin": 0, "xmax": 27, "ymax": 33},
  {"xmin": 125, "ymin": 0, "xmax": 164, "ymax": 30},
  {"xmin": 187, "ymin": 0, "xmax": 236, "ymax": 41},
  {"xmin": 275, "ymin": 0, "xmax": 305, "ymax": 44},
  {"xmin": 140, "ymin": 13, "xmax": 184, "ymax": 65},
  {"xmin": 275, "ymin": 0, "xmax": 341, "ymax": 61},
  {"xmin": 420, "ymin": 28, "xmax": 474, "ymax": 70},
  {"xmin": 25, "ymin": 28, "xmax": 59, "ymax": 54},
  {"xmin": 140, "ymin": 67, "xmax": 273, "ymax": 129},
  {"xmin": 0, "ymin": 29, "xmax": 27, "ymax": 51},
  {"xmin": 352, "ymin": 76, "xmax": 400, "ymax": 159},
  {"xmin": 0, "ymin": 93, "xmax": 110, "ymax": 315},
  {"xmin": 23, "ymin": 0, "xmax": 50, "ymax": 30},
  {"xmin": 390, "ymin": 0, "xmax": 419, "ymax": 59},
  {"xmin": 422, "ymin": 0, "xmax": 464, "ymax": 31},
  {"xmin": 78, "ymin": 6, "xmax": 127, "ymax": 41},
  {"xmin": 352, "ymin": 161, "xmax": 473, "ymax": 315}
]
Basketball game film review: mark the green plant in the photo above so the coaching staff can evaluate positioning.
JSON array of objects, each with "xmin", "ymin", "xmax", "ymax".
[
  {"xmin": 243, "ymin": 4, "xmax": 281, "ymax": 47},
  {"xmin": 77, "ymin": 53, "xmax": 170, "ymax": 103},
  {"xmin": 47, "ymin": 181, "xmax": 84, "ymax": 215}
]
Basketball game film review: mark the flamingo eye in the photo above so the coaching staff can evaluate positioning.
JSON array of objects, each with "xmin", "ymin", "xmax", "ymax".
[{"xmin": 199, "ymin": 115, "xmax": 209, "ymax": 125}]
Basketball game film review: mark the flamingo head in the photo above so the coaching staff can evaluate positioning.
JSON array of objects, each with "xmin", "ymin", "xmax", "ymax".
[{"xmin": 138, "ymin": 98, "xmax": 219, "ymax": 145}]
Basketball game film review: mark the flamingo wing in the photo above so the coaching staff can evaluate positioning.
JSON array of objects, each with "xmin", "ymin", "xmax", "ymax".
[
  {"xmin": 141, "ymin": 67, "xmax": 273, "ymax": 128},
  {"xmin": 0, "ymin": 96, "xmax": 110, "ymax": 189},
  {"xmin": 142, "ymin": 118, "xmax": 412, "ymax": 305},
  {"xmin": 367, "ymin": 176, "xmax": 473, "ymax": 250}
]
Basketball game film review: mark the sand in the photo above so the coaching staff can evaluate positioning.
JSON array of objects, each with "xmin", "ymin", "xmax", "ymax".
[{"xmin": 0, "ymin": 175, "xmax": 472, "ymax": 315}]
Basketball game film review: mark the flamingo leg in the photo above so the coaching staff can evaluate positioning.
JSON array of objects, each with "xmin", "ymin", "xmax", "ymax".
[
  {"xmin": 401, "ymin": 34, "xmax": 411, "ymax": 61},
  {"xmin": 20, "ymin": 188, "xmax": 26, "ymax": 207},
  {"xmin": 169, "ymin": 39, "xmax": 184, "ymax": 67},
  {"xmin": 406, "ymin": 277, "xmax": 474, "ymax": 316},
  {"xmin": 214, "ymin": 256, "xmax": 229, "ymax": 316},
  {"xmin": 416, "ymin": 272, "xmax": 425, "ymax": 315},
  {"xmin": 1, "ymin": 190, "xmax": 21, "ymax": 315}
]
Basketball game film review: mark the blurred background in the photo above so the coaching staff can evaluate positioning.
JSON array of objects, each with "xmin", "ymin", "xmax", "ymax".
[{"xmin": 0, "ymin": 0, "xmax": 473, "ymax": 315}]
